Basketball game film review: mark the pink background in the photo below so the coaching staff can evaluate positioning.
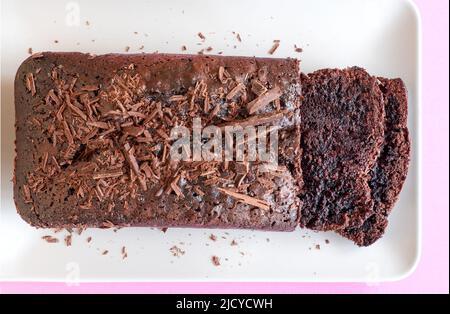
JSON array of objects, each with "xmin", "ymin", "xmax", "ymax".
[{"xmin": 1, "ymin": 0, "xmax": 448, "ymax": 294}]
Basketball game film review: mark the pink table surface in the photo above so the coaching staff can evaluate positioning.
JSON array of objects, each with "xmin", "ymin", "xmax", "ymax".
[{"xmin": 1, "ymin": 0, "xmax": 448, "ymax": 294}]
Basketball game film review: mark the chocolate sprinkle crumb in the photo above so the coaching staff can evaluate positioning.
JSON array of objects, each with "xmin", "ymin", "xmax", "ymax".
[
  {"xmin": 197, "ymin": 32, "xmax": 206, "ymax": 40},
  {"xmin": 42, "ymin": 235, "xmax": 59, "ymax": 243},
  {"xmin": 209, "ymin": 234, "xmax": 217, "ymax": 241},
  {"xmin": 170, "ymin": 245, "xmax": 185, "ymax": 257},
  {"xmin": 211, "ymin": 255, "xmax": 220, "ymax": 266},
  {"xmin": 102, "ymin": 250, "xmax": 109, "ymax": 255},
  {"xmin": 64, "ymin": 234, "xmax": 72, "ymax": 247},
  {"xmin": 121, "ymin": 246, "xmax": 128, "ymax": 259},
  {"xmin": 268, "ymin": 40, "xmax": 280, "ymax": 55}
]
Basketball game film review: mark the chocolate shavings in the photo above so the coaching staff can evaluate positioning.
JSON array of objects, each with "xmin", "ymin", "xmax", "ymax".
[
  {"xmin": 246, "ymin": 86, "xmax": 282, "ymax": 114},
  {"xmin": 217, "ymin": 187, "xmax": 270, "ymax": 210}
]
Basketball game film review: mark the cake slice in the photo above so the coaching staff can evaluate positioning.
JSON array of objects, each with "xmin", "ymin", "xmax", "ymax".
[
  {"xmin": 299, "ymin": 67, "xmax": 385, "ymax": 231},
  {"xmin": 338, "ymin": 78, "xmax": 411, "ymax": 246},
  {"xmin": 14, "ymin": 52, "xmax": 302, "ymax": 230}
]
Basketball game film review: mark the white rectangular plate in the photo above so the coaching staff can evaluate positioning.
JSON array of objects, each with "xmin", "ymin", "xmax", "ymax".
[{"xmin": 0, "ymin": 0, "xmax": 421, "ymax": 282}]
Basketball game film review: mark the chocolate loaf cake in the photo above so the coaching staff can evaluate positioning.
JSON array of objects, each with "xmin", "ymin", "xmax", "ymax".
[
  {"xmin": 14, "ymin": 52, "xmax": 302, "ymax": 230},
  {"xmin": 338, "ymin": 78, "xmax": 411, "ymax": 246},
  {"xmin": 299, "ymin": 67, "xmax": 385, "ymax": 231},
  {"xmin": 14, "ymin": 51, "xmax": 411, "ymax": 246}
]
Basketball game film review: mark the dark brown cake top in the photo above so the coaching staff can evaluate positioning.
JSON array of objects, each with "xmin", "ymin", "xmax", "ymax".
[{"xmin": 14, "ymin": 52, "xmax": 301, "ymax": 230}]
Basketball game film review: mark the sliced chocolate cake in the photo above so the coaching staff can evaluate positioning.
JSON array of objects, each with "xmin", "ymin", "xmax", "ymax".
[
  {"xmin": 14, "ymin": 52, "xmax": 302, "ymax": 230},
  {"xmin": 338, "ymin": 78, "xmax": 411, "ymax": 246},
  {"xmin": 299, "ymin": 67, "xmax": 386, "ymax": 231}
]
